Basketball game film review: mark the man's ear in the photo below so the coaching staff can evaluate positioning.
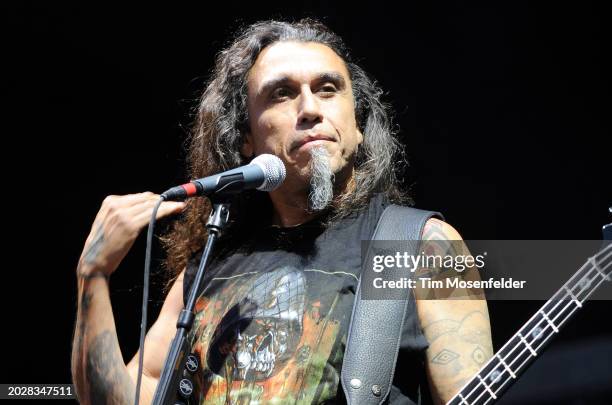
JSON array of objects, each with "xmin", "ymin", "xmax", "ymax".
[
  {"xmin": 240, "ymin": 132, "xmax": 254, "ymax": 159},
  {"xmin": 356, "ymin": 127, "xmax": 364, "ymax": 146}
]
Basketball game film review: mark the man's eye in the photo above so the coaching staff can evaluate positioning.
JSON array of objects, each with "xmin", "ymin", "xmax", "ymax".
[
  {"xmin": 271, "ymin": 87, "xmax": 291, "ymax": 100},
  {"xmin": 318, "ymin": 84, "xmax": 338, "ymax": 95}
]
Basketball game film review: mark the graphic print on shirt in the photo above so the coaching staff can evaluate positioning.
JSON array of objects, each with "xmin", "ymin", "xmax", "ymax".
[{"xmin": 187, "ymin": 265, "xmax": 356, "ymax": 405}]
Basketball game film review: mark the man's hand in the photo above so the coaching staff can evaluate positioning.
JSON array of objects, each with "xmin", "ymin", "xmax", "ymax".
[
  {"xmin": 78, "ymin": 192, "xmax": 185, "ymax": 277},
  {"xmin": 72, "ymin": 192, "xmax": 185, "ymax": 405}
]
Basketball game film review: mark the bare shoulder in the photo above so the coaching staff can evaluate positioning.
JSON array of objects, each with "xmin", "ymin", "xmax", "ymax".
[{"xmin": 158, "ymin": 270, "xmax": 186, "ymax": 321}]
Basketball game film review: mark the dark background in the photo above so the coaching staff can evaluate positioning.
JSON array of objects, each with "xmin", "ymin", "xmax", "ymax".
[{"xmin": 2, "ymin": 2, "xmax": 611, "ymax": 404}]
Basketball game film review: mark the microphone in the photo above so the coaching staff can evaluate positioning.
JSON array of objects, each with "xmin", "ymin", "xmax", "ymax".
[{"xmin": 161, "ymin": 154, "xmax": 286, "ymax": 200}]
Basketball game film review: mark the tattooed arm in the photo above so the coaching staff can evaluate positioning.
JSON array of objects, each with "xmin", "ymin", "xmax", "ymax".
[
  {"xmin": 415, "ymin": 219, "xmax": 493, "ymax": 405},
  {"xmin": 71, "ymin": 193, "xmax": 186, "ymax": 404}
]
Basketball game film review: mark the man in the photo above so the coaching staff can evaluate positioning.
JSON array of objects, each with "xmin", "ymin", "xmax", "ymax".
[{"xmin": 71, "ymin": 19, "xmax": 492, "ymax": 405}]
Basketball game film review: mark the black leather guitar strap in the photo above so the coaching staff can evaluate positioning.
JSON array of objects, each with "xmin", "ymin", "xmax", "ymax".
[{"xmin": 341, "ymin": 205, "xmax": 443, "ymax": 404}]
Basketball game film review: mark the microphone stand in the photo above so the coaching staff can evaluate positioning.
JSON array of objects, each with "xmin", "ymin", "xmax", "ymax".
[{"xmin": 152, "ymin": 199, "xmax": 231, "ymax": 405}]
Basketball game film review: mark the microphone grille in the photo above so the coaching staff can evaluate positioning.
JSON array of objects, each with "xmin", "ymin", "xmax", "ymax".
[{"xmin": 251, "ymin": 154, "xmax": 286, "ymax": 192}]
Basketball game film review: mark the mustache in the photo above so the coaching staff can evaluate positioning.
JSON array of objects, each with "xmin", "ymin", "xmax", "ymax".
[{"xmin": 289, "ymin": 133, "xmax": 338, "ymax": 152}]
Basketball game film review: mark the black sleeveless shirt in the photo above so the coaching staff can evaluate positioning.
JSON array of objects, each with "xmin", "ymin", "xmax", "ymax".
[{"xmin": 183, "ymin": 195, "xmax": 432, "ymax": 404}]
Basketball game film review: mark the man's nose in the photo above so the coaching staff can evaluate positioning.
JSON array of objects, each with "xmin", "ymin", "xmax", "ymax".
[{"xmin": 297, "ymin": 87, "xmax": 323, "ymax": 126}]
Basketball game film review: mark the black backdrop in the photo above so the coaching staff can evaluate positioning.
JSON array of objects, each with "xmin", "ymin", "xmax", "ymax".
[{"xmin": 2, "ymin": 2, "xmax": 611, "ymax": 404}]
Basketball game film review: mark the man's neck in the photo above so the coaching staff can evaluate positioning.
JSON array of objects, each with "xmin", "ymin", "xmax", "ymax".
[
  {"xmin": 268, "ymin": 169, "xmax": 355, "ymax": 228},
  {"xmin": 269, "ymin": 192, "xmax": 320, "ymax": 227}
]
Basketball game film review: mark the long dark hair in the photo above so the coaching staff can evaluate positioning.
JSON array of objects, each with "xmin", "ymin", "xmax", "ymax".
[{"xmin": 162, "ymin": 19, "xmax": 409, "ymax": 281}]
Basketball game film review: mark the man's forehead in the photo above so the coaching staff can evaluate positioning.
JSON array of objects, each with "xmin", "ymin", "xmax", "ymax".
[{"xmin": 248, "ymin": 41, "xmax": 351, "ymax": 90}]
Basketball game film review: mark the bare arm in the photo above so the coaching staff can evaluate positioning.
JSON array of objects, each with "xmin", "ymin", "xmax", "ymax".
[
  {"xmin": 71, "ymin": 192, "xmax": 185, "ymax": 405},
  {"xmin": 72, "ymin": 273, "xmax": 134, "ymax": 404},
  {"xmin": 415, "ymin": 219, "xmax": 493, "ymax": 404},
  {"xmin": 126, "ymin": 271, "xmax": 186, "ymax": 401}
]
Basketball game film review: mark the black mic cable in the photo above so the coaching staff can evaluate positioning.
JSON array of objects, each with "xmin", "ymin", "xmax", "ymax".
[{"xmin": 134, "ymin": 196, "xmax": 164, "ymax": 405}]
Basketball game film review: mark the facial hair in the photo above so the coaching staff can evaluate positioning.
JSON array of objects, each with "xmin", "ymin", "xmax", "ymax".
[{"xmin": 308, "ymin": 145, "xmax": 335, "ymax": 212}]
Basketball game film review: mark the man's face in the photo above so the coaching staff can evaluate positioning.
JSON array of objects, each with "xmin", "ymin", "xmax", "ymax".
[{"xmin": 242, "ymin": 41, "xmax": 363, "ymax": 190}]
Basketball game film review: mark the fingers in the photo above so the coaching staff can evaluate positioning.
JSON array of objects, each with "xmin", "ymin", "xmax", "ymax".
[
  {"xmin": 101, "ymin": 192, "xmax": 159, "ymax": 213},
  {"xmin": 92, "ymin": 192, "xmax": 158, "ymax": 227},
  {"xmin": 131, "ymin": 200, "xmax": 186, "ymax": 229},
  {"xmin": 79, "ymin": 192, "xmax": 186, "ymax": 276},
  {"xmin": 90, "ymin": 192, "xmax": 183, "ymax": 239},
  {"xmin": 104, "ymin": 197, "xmax": 182, "ymax": 234}
]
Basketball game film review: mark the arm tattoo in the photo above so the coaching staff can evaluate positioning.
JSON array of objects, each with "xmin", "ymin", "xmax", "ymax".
[
  {"xmin": 73, "ymin": 287, "xmax": 131, "ymax": 403},
  {"xmin": 74, "ymin": 292, "xmax": 93, "ymax": 351},
  {"xmin": 417, "ymin": 220, "xmax": 485, "ymax": 299},
  {"xmin": 422, "ymin": 219, "xmax": 449, "ymax": 242},
  {"xmin": 471, "ymin": 347, "xmax": 487, "ymax": 365},
  {"xmin": 77, "ymin": 224, "xmax": 109, "ymax": 280},
  {"xmin": 420, "ymin": 219, "xmax": 463, "ymax": 274},
  {"xmin": 86, "ymin": 331, "xmax": 135, "ymax": 405},
  {"xmin": 423, "ymin": 311, "xmax": 492, "ymax": 373},
  {"xmin": 83, "ymin": 225, "xmax": 105, "ymax": 266},
  {"xmin": 431, "ymin": 349, "xmax": 460, "ymax": 365}
]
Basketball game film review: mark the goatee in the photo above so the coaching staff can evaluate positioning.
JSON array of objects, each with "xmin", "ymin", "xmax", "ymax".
[{"xmin": 308, "ymin": 146, "xmax": 334, "ymax": 212}]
